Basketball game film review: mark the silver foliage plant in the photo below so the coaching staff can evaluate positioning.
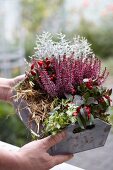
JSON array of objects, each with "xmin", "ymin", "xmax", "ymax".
[{"xmin": 33, "ymin": 32, "xmax": 93, "ymax": 59}]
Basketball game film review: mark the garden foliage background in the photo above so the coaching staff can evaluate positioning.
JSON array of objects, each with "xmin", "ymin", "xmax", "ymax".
[{"xmin": 0, "ymin": 0, "xmax": 113, "ymax": 146}]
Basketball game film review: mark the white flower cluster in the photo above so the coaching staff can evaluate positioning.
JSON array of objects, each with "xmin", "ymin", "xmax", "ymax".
[{"xmin": 33, "ymin": 32, "xmax": 93, "ymax": 59}]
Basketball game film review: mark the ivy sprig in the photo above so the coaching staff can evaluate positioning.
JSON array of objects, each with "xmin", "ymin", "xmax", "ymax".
[{"xmin": 43, "ymin": 99, "xmax": 77, "ymax": 136}]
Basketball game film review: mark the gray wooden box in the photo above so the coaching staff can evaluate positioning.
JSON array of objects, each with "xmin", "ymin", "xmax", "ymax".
[{"xmin": 13, "ymin": 96, "xmax": 111, "ymax": 155}]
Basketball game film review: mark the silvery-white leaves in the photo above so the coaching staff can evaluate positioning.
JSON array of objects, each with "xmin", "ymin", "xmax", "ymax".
[
  {"xmin": 24, "ymin": 58, "xmax": 30, "ymax": 71},
  {"xmin": 72, "ymin": 36, "xmax": 92, "ymax": 58},
  {"xmin": 56, "ymin": 33, "xmax": 71, "ymax": 56},
  {"xmin": 34, "ymin": 32, "xmax": 54, "ymax": 59},
  {"xmin": 33, "ymin": 32, "xmax": 93, "ymax": 59}
]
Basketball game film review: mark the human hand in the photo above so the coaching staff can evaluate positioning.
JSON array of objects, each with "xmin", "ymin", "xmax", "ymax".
[
  {"xmin": 16, "ymin": 131, "xmax": 73, "ymax": 170},
  {"xmin": 0, "ymin": 75, "xmax": 25, "ymax": 102}
]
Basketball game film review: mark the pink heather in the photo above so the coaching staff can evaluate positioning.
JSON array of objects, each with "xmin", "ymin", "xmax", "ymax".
[{"xmin": 30, "ymin": 55, "xmax": 109, "ymax": 98}]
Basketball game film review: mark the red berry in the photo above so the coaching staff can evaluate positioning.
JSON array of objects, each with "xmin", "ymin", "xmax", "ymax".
[
  {"xmin": 73, "ymin": 111, "xmax": 78, "ymax": 117},
  {"xmin": 31, "ymin": 63, "xmax": 35, "ymax": 70},
  {"xmin": 31, "ymin": 70, "xmax": 36, "ymax": 76},
  {"xmin": 71, "ymin": 88, "xmax": 76, "ymax": 95},
  {"xmin": 38, "ymin": 60, "xmax": 43, "ymax": 67},
  {"xmin": 51, "ymin": 77, "xmax": 54, "ymax": 81},
  {"xmin": 46, "ymin": 59, "xmax": 51, "ymax": 66},
  {"xmin": 86, "ymin": 82, "xmax": 93, "ymax": 90},
  {"xmin": 77, "ymin": 106, "xmax": 81, "ymax": 113}
]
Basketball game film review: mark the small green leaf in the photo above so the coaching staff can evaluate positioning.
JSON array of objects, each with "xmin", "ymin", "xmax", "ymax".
[
  {"xmin": 77, "ymin": 117, "xmax": 85, "ymax": 129},
  {"xmin": 56, "ymin": 123, "xmax": 61, "ymax": 129},
  {"xmin": 89, "ymin": 114, "xmax": 95, "ymax": 125},
  {"xmin": 84, "ymin": 92, "xmax": 90, "ymax": 100}
]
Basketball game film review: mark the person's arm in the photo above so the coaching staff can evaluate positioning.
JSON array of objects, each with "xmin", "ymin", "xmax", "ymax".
[
  {"xmin": 0, "ymin": 131, "xmax": 73, "ymax": 170},
  {"xmin": 0, "ymin": 76, "xmax": 73, "ymax": 170}
]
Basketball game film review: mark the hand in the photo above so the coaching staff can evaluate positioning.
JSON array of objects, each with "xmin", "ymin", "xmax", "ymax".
[
  {"xmin": 16, "ymin": 131, "xmax": 73, "ymax": 170},
  {"xmin": 0, "ymin": 75, "xmax": 25, "ymax": 102}
]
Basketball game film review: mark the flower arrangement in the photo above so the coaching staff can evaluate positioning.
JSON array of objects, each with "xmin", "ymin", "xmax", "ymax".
[{"xmin": 14, "ymin": 32, "xmax": 112, "ymax": 140}]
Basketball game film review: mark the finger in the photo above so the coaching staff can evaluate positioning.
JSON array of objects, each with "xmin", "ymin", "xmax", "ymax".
[
  {"xmin": 51, "ymin": 154, "xmax": 74, "ymax": 167},
  {"xmin": 11, "ymin": 74, "xmax": 25, "ymax": 86},
  {"xmin": 42, "ymin": 131, "xmax": 67, "ymax": 150}
]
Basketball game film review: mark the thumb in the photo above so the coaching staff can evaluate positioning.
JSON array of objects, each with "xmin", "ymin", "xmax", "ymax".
[
  {"xmin": 11, "ymin": 75, "xmax": 25, "ymax": 87},
  {"xmin": 42, "ymin": 131, "xmax": 67, "ymax": 151}
]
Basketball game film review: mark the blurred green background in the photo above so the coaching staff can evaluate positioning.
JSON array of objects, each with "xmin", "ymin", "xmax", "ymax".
[{"xmin": 0, "ymin": 0, "xmax": 113, "ymax": 147}]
